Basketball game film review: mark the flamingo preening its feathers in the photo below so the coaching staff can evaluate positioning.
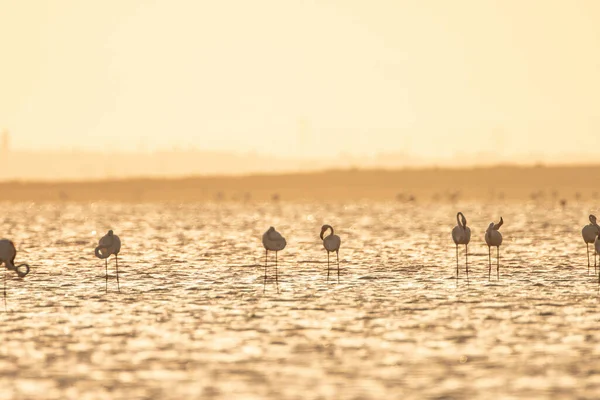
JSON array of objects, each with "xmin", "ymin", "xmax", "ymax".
[
  {"xmin": 95, "ymin": 230, "xmax": 121, "ymax": 292},
  {"xmin": 451, "ymin": 212, "xmax": 471, "ymax": 279},
  {"xmin": 320, "ymin": 224, "xmax": 341, "ymax": 282},
  {"xmin": 485, "ymin": 217, "xmax": 504, "ymax": 280},
  {"xmin": 0, "ymin": 239, "xmax": 30, "ymax": 312},
  {"xmin": 262, "ymin": 227, "xmax": 286, "ymax": 291}
]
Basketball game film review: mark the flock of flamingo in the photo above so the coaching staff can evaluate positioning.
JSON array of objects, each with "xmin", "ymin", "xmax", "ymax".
[
  {"xmin": 453, "ymin": 213, "xmax": 600, "ymax": 281},
  {"xmin": 1, "ymin": 213, "xmax": 599, "ymax": 308}
]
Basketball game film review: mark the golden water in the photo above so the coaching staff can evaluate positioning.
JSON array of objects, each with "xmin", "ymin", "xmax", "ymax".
[{"xmin": 1, "ymin": 201, "xmax": 599, "ymax": 399}]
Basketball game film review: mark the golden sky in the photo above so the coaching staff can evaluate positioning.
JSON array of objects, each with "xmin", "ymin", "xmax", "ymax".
[{"xmin": 1, "ymin": 0, "xmax": 599, "ymax": 160}]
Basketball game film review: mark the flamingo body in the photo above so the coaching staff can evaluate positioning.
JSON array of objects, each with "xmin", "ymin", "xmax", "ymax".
[
  {"xmin": 95, "ymin": 230, "xmax": 121, "ymax": 259},
  {"xmin": 262, "ymin": 227, "xmax": 286, "ymax": 252},
  {"xmin": 582, "ymin": 215, "xmax": 598, "ymax": 244},
  {"xmin": 323, "ymin": 235, "xmax": 341, "ymax": 252},
  {"xmin": 582, "ymin": 225, "xmax": 598, "ymax": 244},
  {"xmin": 452, "ymin": 225, "xmax": 471, "ymax": 245},
  {"xmin": 485, "ymin": 224, "xmax": 503, "ymax": 247}
]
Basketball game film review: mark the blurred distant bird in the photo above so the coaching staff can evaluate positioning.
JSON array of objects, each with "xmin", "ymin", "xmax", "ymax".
[
  {"xmin": 95, "ymin": 230, "xmax": 121, "ymax": 292},
  {"xmin": 582, "ymin": 215, "xmax": 599, "ymax": 274},
  {"xmin": 485, "ymin": 217, "xmax": 504, "ymax": 280},
  {"xmin": 320, "ymin": 224, "xmax": 341, "ymax": 282},
  {"xmin": 452, "ymin": 212, "xmax": 471, "ymax": 279},
  {"xmin": 560, "ymin": 199, "xmax": 567, "ymax": 208},
  {"xmin": 262, "ymin": 227, "xmax": 286, "ymax": 291},
  {"xmin": 0, "ymin": 239, "xmax": 30, "ymax": 312}
]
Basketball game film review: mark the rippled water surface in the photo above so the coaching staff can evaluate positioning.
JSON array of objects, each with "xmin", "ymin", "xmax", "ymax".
[{"xmin": 1, "ymin": 201, "xmax": 600, "ymax": 399}]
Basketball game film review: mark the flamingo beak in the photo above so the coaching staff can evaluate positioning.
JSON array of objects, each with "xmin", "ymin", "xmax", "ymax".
[{"xmin": 16, "ymin": 264, "xmax": 30, "ymax": 278}]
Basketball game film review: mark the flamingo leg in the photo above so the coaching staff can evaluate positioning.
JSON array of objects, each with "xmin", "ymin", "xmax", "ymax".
[
  {"xmin": 456, "ymin": 245, "xmax": 459, "ymax": 279},
  {"xmin": 488, "ymin": 246, "xmax": 491, "ymax": 280},
  {"xmin": 595, "ymin": 250, "xmax": 597, "ymax": 274},
  {"xmin": 115, "ymin": 255, "xmax": 120, "ymax": 293},
  {"xmin": 3, "ymin": 269, "xmax": 6, "ymax": 312},
  {"xmin": 263, "ymin": 250, "xmax": 268, "ymax": 292},
  {"xmin": 337, "ymin": 251, "xmax": 340, "ymax": 283},
  {"xmin": 327, "ymin": 252, "xmax": 330, "ymax": 281},
  {"xmin": 105, "ymin": 258, "xmax": 108, "ymax": 293},
  {"xmin": 275, "ymin": 251, "xmax": 280, "ymax": 292},
  {"xmin": 497, "ymin": 246, "xmax": 500, "ymax": 280},
  {"xmin": 275, "ymin": 251, "xmax": 279, "ymax": 284},
  {"xmin": 465, "ymin": 244, "xmax": 469, "ymax": 280},
  {"xmin": 587, "ymin": 243, "xmax": 590, "ymax": 275}
]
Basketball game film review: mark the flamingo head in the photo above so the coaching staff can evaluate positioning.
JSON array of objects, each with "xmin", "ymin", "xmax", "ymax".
[
  {"xmin": 590, "ymin": 215, "xmax": 597, "ymax": 225},
  {"xmin": 15, "ymin": 264, "xmax": 30, "ymax": 278},
  {"xmin": 320, "ymin": 225, "xmax": 333, "ymax": 240},
  {"xmin": 108, "ymin": 230, "xmax": 114, "ymax": 236},
  {"xmin": 493, "ymin": 217, "xmax": 504, "ymax": 230}
]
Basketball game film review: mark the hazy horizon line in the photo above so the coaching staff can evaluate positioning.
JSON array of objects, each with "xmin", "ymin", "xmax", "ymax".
[{"xmin": 1, "ymin": 162, "xmax": 599, "ymax": 184}]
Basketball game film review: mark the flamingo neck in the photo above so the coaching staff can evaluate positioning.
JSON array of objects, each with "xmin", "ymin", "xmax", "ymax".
[
  {"xmin": 322, "ymin": 225, "xmax": 334, "ymax": 239},
  {"xmin": 457, "ymin": 213, "xmax": 466, "ymax": 229},
  {"xmin": 5, "ymin": 260, "xmax": 15, "ymax": 271}
]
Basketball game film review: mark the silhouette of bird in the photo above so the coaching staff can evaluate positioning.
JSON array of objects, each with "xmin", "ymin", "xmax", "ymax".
[
  {"xmin": 485, "ymin": 217, "xmax": 504, "ymax": 280},
  {"xmin": 95, "ymin": 230, "xmax": 121, "ymax": 292},
  {"xmin": 582, "ymin": 215, "xmax": 599, "ymax": 275},
  {"xmin": 0, "ymin": 239, "xmax": 30, "ymax": 311},
  {"xmin": 262, "ymin": 227, "xmax": 286, "ymax": 291},
  {"xmin": 320, "ymin": 224, "xmax": 341, "ymax": 281},
  {"xmin": 452, "ymin": 212, "xmax": 471, "ymax": 279}
]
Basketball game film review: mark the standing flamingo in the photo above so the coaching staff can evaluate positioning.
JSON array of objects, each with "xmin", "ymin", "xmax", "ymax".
[
  {"xmin": 485, "ymin": 217, "xmax": 504, "ymax": 280},
  {"xmin": 320, "ymin": 224, "xmax": 341, "ymax": 282},
  {"xmin": 95, "ymin": 230, "xmax": 121, "ymax": 292},
  {"xmin": 452, "ymin": 212, "xmax": 471, "ymax": 279},
  {"xmin": 582, "ymin": 215, "xmax": 599, "ymax": 274},
  {"xmin": 0, "ymin": 239, "xmax": 30, "ymax": 312},
  {"xmin": 262, "ymin": 227, "xmax": 286, "ymax": 291}
]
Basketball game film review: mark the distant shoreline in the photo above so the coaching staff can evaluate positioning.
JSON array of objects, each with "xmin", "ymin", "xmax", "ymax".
[{"xmin": 0, "ymin": 165, "xmax": 597, "ymax": 202}]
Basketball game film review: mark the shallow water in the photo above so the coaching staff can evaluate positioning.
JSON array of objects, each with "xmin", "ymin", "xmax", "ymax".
[{"xmin": 1, "ymin": 201, "xmax": 599, "ymax": 399}]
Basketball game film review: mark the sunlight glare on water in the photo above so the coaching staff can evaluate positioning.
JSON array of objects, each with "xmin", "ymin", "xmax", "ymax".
[{"xmin": 0, "ymin": 201, "xmax": 599, "ymax": 399}]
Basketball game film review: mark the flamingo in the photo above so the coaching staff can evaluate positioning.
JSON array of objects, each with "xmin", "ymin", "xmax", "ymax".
[
  {"xmin": 320, "ymin": 224, "xmax": 341, "ymax": 281},
  {"xmin": 262, "ymin": 227, "xmax": 286, "ymax": 291},
  {"xmin": 95, "ymin": 230, "xmax": 121, "ymax": 292},
  {"xmin": 452, "ymin": 212, "xmax": 471, "ymax": 279},
  {"xmin": 0, "ymin": 239, "xmax": 30, "ymax": 312},
  {"xmin": 582, "ymin": 215, "xmax": 599, "ymax": 274},
  {"xmin": 485, "ymin": 217, "xmax": 504, "ymax": 280}
]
